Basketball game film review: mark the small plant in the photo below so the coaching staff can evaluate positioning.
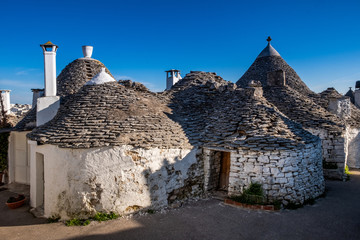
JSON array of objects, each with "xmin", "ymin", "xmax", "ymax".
[
  {"xmin": 91, "ymin": 212, "xmax": 119, "ymax": 222},
  {"xmin": 344, "ymin": 165, "xmax": 350, "ymax": 175},
  {"xmin": 243, "ymin": 182, "xmax": 263, "ymax": 196},
  {"xmin": 65, "ymin": 218, "xmax": 90, "ymax": 226},
  {"xmin": 273, "ymin": 200, "xmax": 282, "ymax": 210},
  {"xmin": 344, "ymin": 165, "xmax": 351, "ymax": 181},
  {"xmin": 230, "ymin": 182, "xmax": 265, "ymax": 205}
]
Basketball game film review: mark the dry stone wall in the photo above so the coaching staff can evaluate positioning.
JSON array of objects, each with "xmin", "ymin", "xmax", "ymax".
[{"xmin": 226, "ymin": 141, "xmax": 324, "ymax": 205}]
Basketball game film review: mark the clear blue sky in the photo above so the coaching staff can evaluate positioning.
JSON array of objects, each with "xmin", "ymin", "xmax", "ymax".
[{"xmin": 1, "ymin": 0, "xmax": 360, "ymax": 104}]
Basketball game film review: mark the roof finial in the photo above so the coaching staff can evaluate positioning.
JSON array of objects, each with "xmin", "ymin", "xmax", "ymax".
[{"xmin": 267, "ymin": 36, "xmax": 272, "ymax": 43}]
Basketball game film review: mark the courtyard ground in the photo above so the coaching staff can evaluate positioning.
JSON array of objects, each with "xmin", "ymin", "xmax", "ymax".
[{"xmin": 0, "ymin": 170, "xmax": 359, "ymax": 240}]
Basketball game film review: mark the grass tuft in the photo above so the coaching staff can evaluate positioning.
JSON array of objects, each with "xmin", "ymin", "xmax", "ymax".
[{"xmin": 65, "ymin": 218, "xmax": 90, "ymax": 226}]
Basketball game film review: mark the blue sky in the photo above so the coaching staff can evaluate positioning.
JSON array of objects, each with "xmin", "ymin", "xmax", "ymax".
[{"xmin": 1, "ymin": 0, "xmax": 360, "ymax": 104}]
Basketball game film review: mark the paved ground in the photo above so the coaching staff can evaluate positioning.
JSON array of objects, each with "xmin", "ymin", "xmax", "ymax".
[{"xmin": 0, "ymin": 171, "xmax": 360, "ymax": 240}]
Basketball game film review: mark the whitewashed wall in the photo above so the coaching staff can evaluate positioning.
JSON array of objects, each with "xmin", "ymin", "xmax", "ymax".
[
  {"xmin": 346, "ymin": 127, "xmax": 360, "ymax": 168},
  {"xmin": 30, "ymin": 144, "xmax": 203, "ymax": 219}
]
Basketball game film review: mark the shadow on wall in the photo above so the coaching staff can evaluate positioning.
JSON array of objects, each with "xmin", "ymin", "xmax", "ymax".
[
  {"xmin": 139, "ymin": 150, "xmax": 205, "ymax": 212},
  {"xmin": 348, "ymin": 130, "xmax": 360, "ymax": 168}
]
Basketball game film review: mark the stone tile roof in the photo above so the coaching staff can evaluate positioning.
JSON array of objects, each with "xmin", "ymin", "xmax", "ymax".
[
  {"xmin": 27, "ymin": 82, "xmax": 191, "ymax": 149},
  {"xmin": 263, "ymin": 86, "xmax": 346, "ymax": 134},
  {"xmin": 57, "ymin": 58, "xmax": 114, "ymax": 97},
  {"xmin": 309, "ymin": 87, "xmax": 360, "ymax": 128},
  {"xmin": 27, "ymin": 71, "xmax": 317, "ymax": 150},
  {"xmin": 170, "ymin": 71, "xmax": 233, "ymax": 90},
  {"xmin": 14, "ymin": 58, "xmax": 112, "ymax": 131},
  {"xmin": 167, "ymin": 72, "xmax": 318, "ymax": 151},
  {"xmin": 237, "ymin": 50, "xmax": 313, "ymax": 95}
]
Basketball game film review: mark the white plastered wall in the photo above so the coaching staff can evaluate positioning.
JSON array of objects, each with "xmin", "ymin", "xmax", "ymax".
[
  {"xmin": 345, "ymin": 127, "xmax": 360, "ymax": 168},
  {"xmin": 29, "ymin": 143, "xmax": 202, "ymax": 219},
  {"xmin": 8, "ymin": 131, "xmax": 31, "ymax": 184}
]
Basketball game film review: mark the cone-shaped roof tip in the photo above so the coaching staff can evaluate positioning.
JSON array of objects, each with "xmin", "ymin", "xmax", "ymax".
[{"xmin": 257, "ymin": 36, "xmax": 280, "ymax": 58}]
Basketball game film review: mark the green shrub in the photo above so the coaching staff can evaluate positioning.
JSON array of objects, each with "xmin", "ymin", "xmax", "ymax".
[
  {"xmin": 243, "ymin": 182, "xmax": 263, "ymax": 196},
  {"xmin": 230, "ymin": 182, "xmax": 265, "ymax": 205}
]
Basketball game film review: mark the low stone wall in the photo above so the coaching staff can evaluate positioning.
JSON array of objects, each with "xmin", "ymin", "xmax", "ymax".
[
  {"xmin": 32, "ymin": 144, "xmax": 204, "ymax": 219},
  {"xmin": 226, "ymin": 141, "xmax": 325, "ymax": 205}
]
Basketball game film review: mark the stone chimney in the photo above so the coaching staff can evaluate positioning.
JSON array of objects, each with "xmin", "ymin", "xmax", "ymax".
[
  {"xmin": 328, "ymin": 96, "xmax": 351, "ymax": 119},
  {"xmin": 354, "ymin": 81, "xmax": 360, "ymax": 108},
  {"xmin": 165, "ymin": 69, "xmax": 182, "ymax": 90},
  {"xmin": 31, "ymin": 89, "xmax": 44, "ymax": 108},
  {"xmin": 267, "ymin": 70, "xmax": 286, "ymax": 87},
  {"xmin": 245, "ymin": 80, "xmax": 263, "ymax": 99},
  {"xmin": 37, "ymin": 41, "xmax": 60, "ymax": 127},
  {"xmin": 0, "ymin": 90, "xmax": 11, "ymax": 115}
]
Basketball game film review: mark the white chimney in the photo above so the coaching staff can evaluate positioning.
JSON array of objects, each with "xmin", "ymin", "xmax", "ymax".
[
  {"xmin": 165, "ymin": 69, "xmax": 182, "ymax": 90},
  {"xmin": 40, "ymin": 41, "xmax": 58, "ymax": 97},
  {"xmin": 82, "ymin": 46, "xmax": 93, "ymax": 58},
  {"xmin": 0, "ymin": 90, "xmax": 11, "ymax": 115},
  {"xmin": 37, "ymin": 41, "xmax": 60, "ymax": 127},
  {"xmin": 31, "ymin": 89, "xmax": 44, "ymax": 108}
]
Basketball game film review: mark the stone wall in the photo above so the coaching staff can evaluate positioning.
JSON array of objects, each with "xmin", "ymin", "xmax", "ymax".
[
  {"xmin": 30, "ymin": 144, "xmax": 204, "ymax": 219},
  {"xmin": 203, "ymin": 142, "xmax": 325, "ymax": 205},
  {"xmin": 306, "ymin": 128, "xmax": 346, "ymax": 179},
  {"xmin": 203, "ymin": 149, "xmax": 222, "ymax": 191}
]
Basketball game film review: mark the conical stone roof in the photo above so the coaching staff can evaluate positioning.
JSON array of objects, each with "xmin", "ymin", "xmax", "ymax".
[
  {"xmin": 27, "ymin": 82, "xmax": 191, "ymax": 149},
  {"xmin": 167, "ymin": 71, "xmax": 318, "ymax": 150},
  {"xmin": 14, "ymin": 58, "xmax": 114, "ymax": 131},
  {"xmin": 57, "ymin": 58, "xmax": 114, "ymax": 97},
  {"xmin": 237, "ymin": 39, "xmax": 313, "ymax": 94},
  {"xmin": 345, "ymin": 87, "xmax": 355, "ymax": 104}
]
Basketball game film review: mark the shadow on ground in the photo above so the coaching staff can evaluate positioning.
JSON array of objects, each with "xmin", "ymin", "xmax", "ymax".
[{"xmin": 1, "ymin": 171, "xmax": 360, "ymax": 240}]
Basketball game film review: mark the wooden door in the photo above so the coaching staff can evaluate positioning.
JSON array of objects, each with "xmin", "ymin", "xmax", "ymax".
[{"xmin": 219, "ymin": 152, "xmax": 230, "ymax": 191}]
